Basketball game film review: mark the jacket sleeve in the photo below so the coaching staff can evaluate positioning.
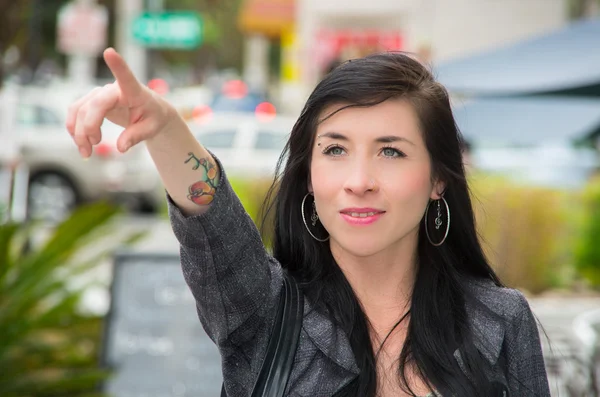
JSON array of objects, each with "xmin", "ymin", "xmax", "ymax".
[
  {"xmin": 505, "ymin": 294, "xmax": 551, "ymax": 397},
  {"xmin": 167, "ymin": 155, "xmax": 283, "ymax": 391}
]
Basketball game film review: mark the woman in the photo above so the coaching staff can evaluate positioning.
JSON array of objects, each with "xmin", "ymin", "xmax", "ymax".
[{"xmin": 67, "ymin": 49, "xmax": 550, "ymax": 396}]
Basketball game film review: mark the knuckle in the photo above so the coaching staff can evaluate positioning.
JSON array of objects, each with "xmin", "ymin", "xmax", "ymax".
[
  {"xmin": 73, "ymin": 133, "xmax": 87, "ymax": 146},
  {"xmin": 77, "ymin": 103, "xmax": 88, "ymax": 115},
  {"xmin": 83, "ymin": 119, "xmax": 97, "ymax": 132},
  {"xmin": 89, "ymin": 134, "xmax": 101, "ymax": 145},
  {"xmin": 88, "ymin": 96, "xmax": 102, "ymax": 109},
  {"xmin": 67, "ymin": 102, "xmax": 79, "ymax": 115},
  {"xmin": 76, "ymin": 108, "xmax": 88, "ymax": 124},
  {"xmin": 147, "ymin": 119, "xmax": 160, "ymax": 133}
]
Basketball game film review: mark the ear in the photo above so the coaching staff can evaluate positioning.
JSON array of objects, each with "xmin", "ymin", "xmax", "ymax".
[
  {"xmin": 430, "ymin": 179, "xmax": 446, "ymax": 200},
  {"xmin": 307, "ymin": 178, "xmax": 313, "ymax": 193}
]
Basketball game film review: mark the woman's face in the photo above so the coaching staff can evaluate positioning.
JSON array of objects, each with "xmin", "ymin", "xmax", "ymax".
[{"xmin": 309, "ymin": 99, "xmax": 443, "ymax": 258}]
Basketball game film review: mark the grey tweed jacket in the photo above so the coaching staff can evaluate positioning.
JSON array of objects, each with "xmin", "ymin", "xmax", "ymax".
[{"xmin": 167, "ymin": 163, "xmax": 551, "ymax": 397}]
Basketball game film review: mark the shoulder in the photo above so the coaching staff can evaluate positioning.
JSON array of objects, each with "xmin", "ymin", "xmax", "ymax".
[
  {"xmin": 460, "ymin": 279, "xmax": 551, "ymax": 395},
  {"xmin": 460, "ymin": 276, "xmax": 532, "ymax": 322},
  {"xmin": 458, "ymin": 276, "xmax": 540, "ymax": 366}
]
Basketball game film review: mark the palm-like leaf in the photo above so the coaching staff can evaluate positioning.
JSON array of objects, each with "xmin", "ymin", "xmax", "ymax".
[{"xmin": 0, "ymin": 201, "xmax": 147, "ymax": 396}]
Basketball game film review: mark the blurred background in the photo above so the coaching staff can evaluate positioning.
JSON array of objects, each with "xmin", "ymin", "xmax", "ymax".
[{"xmin": 1, "ymin": 0, "xmax": 600, "ymax": 396}]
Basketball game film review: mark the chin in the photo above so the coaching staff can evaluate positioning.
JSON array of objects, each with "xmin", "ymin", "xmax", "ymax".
[{"xmin": 331, "ymin": 235, "xmax": 387, "ymax": 258}]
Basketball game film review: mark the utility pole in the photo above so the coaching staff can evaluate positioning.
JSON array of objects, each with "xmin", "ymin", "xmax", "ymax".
[
  {"xmin": 25, "ymin": 0, "xmax": 43, "ymax": 83},
  {"xmin": 116, "ymin": 0, "xmax": 147, "ymax": 83},
  {"xmin": 242, "ymin": 34, "xmax": 269, "ymax": 95},
  {"xmin": 146, "ymin": 0, "xmax": 164, "ymax": 80}
]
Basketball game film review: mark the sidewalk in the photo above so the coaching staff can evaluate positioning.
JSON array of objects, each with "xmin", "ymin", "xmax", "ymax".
[{"xmin": 529, "ymin": 296, "xmax": 600, "ymax": 395}]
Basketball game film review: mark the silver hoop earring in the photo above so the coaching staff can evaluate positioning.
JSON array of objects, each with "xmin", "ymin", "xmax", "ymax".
[
  {"xmin": 424, "ymin": 196, "xmax": 450, "ymax": 246},
  {"xmin": 311, "ymin": 201, "xmax": 319, "ymax": 226},
  {"xmin": 301, "ymin": 193, "xmax": 330, "ymax": 242}
]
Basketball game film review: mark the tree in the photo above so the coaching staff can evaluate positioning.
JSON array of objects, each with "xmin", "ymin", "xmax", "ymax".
[
  {"xmin": 0, "ymin": 0, "xmax": 68, "ymax": 87},
  {"xmin": 0, "ymin": 0, "xmax": 31, "ymax": 86},
  {"xmin": 0, "ymin": 0, "xmax": 245, "ymax": 87},
  {"xmin": 569, "ymin": 0, "xmax": 600, "ymax": 19},
  {"xmin": 158, "ymin": 0, "xmax": 245, "ymax": 78}
]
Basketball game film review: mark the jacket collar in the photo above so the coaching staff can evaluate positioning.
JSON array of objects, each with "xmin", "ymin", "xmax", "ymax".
[
  {"xmin": 462, "ymin": 277, "xmax": 507, "ymax": 366},
  {"xmin": 466, "ymin": 299, "xmax": 506, "ymax": 365},
  {"xmin": 301, "ymin": 280, "xmax": 506, "ymax": 387},
  {"xmin": 302, "ymin": 299, "xmax": 360, "ymax": 375}
]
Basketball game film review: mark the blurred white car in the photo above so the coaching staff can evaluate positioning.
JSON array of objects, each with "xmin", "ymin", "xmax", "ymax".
[
  {"xmin": 453, "ymin": 96, "xmax": 600, "ymax": 190},
  {"xmin": 188, "ymin": 111, "xmax": 296, "ymax": 178},
  {"xmin": 472, "ymin": 144, "xmax": 599, "ymax": 190},
  {"xmin": 14, "ymin": 99, "xmax": 163, "ymax": 222}
]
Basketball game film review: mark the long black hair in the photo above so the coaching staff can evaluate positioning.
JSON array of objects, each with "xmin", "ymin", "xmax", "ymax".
[{"xmin": 262, "ymin": 52, "xmax": 504, "ymax": 396}]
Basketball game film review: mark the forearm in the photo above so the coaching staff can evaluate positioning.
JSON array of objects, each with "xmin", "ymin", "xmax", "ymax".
[
  {"xmin": 145, "ymin": 114, "xmax": 219, "ymax": 217},
  {"xmin": 166, "ymin": 155, "xmax": 283, "ymax": 345}
]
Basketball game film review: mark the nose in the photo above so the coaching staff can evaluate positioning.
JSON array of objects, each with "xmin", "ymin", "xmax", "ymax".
[{"xmin": 343, "ymin": 165, "xmax": 378, "ymax": 195}]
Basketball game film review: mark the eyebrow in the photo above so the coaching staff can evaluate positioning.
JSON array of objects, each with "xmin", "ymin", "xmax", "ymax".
[{"xmin": 318, "ymin": 132, "xmax": 416, "ymax": 146}]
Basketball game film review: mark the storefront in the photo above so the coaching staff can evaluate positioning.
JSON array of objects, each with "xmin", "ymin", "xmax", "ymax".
[
  {"xmin": 313, "ymin": 28, "xmax": 404, "ymax": 74},
  {"xmin": 236, "ymin": 0, "xmax": 567, "ymax": 115},
  {"xmin": 237, "ymin": 0, "xmax": 295, "ymax": 95}
]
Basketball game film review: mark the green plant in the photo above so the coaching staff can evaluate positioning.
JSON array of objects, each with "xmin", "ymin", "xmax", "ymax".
[
  {"xmin": 574, "ymin": 176, "xmax": 600, "ymax": 288},
  {"xmin": 229, "ymin": 176, "xmax": 277, "ymax": 248},
  {"xmin": 0, "ymin": 202, "xmax": 145, "ymax": 397},
  {"xmin": 469, "ymin": 173, "xmax": 576, "ymax": 294},
  {"xmin": 0, "ymin": 202, "xmax": 7, "ymax": 223}
]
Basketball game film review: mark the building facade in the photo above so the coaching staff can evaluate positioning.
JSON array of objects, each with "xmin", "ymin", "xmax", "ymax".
[{"xmin": 275, "ymin": 0, "xmax": 568, "ymax": 113}]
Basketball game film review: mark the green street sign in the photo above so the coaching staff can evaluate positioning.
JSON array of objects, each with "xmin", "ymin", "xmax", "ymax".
[{"xmin": 132, "ymin": 12, "xmax": 203, "ymax": 49}]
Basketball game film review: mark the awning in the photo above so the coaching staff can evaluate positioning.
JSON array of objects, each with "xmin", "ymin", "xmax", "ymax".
[
  {"xmin": 435, "ymin": 18, "xmax": 600, "ymax": 97},
  {"xmin": 238, "ymin": 0, "xmax": 295, "ymax": 37},
  {"xmin": 452, "ymin": 96, "xmax": 600, "ymax": 146}
]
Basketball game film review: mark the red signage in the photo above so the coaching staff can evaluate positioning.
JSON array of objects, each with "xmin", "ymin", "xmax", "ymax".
[
  {"xmin": 317, "ymin": 29, "xmax": 403, "ymax": 53},
  {"xmin": 314, "ymin": 29, "xmax": 404, "ymax": 72}
]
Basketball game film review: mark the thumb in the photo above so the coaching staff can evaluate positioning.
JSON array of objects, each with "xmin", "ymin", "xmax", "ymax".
[{"xmin": 117, "ymin": 118, "xmax": 153, "ymax": 153}]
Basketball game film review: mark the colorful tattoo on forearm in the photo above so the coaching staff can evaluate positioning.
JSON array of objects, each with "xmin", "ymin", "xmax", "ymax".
[{"xmin": 184, "ymin": 152, "xmax": 219, "ymax": 205}]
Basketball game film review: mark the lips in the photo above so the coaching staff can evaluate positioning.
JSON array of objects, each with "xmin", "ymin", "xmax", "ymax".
[
  {"xmin": 346, "ymin": 211, "xmax": 379, "ymax": 218},
  {"xmin": 340, "ymin": 208, "xmax": 385, "ymax": 217},
  {"xmin": 339, "ymin": 208, "xmax": 385, "ymax": 225}
]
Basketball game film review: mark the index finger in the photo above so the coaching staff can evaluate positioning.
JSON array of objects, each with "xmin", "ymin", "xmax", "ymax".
[{"xmin": 103, "ymin": 48, "xmax": 144, "ymax": 99}]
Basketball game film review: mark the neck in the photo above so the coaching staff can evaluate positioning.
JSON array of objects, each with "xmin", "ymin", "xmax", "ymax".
[{"xmin": 330, "ymin": 229, "xmax": 418, "ymax": 336}]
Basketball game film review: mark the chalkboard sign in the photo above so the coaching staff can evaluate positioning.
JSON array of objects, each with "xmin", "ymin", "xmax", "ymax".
[{"xmin": 101, "ymin": 252, "xmax": 223, "ymax": 397}]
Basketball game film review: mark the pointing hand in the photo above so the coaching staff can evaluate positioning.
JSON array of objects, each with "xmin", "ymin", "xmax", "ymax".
[{"xmin": 65, "ymin": 48, "xmax": 180, "ymax": 158}]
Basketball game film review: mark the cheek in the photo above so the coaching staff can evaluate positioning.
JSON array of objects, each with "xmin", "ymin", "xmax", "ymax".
[
  {"xmin": 310, "ymin": 160, "xmax": 341, "ymax": 193},
  {"xmin": 402, "ymin": 171, "xmax": 431, "ymax": 193},
  {"xmin": 383, "ymin": 165, "xmax": 433, "ymax": 206}
]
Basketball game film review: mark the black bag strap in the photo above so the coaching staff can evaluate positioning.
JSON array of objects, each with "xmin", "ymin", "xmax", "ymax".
[{"xmin": 221, "ymin": 272, "xmax": 304, "ymax": 397}]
